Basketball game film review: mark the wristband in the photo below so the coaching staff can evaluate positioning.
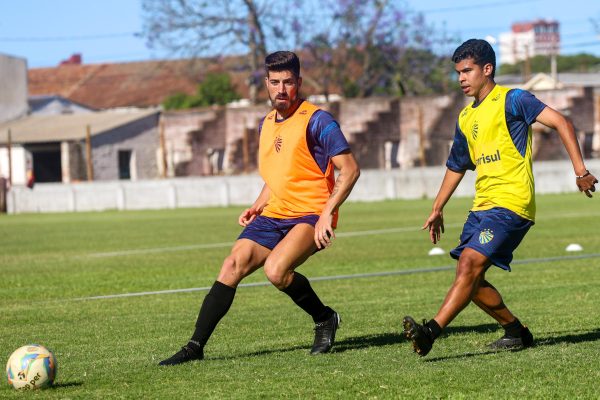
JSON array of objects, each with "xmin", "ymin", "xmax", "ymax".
[{"xmin": 576, "ymin": 170, "xmax": 590, "ymax": 179}]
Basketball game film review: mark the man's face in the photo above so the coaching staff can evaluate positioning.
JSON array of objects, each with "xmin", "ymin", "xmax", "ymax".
[
  {"xmin": 454, "ymin": 57, "xmax": 493, "ymax": 98},
  {"xmin": 265, "ymin": 70, "xmax": 302, "ymax": 114}
]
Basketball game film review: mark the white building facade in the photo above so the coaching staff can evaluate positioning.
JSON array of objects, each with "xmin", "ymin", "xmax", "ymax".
[{"xmin": 499, "ymin": 20, "xmax": 560, "ymax": 65}]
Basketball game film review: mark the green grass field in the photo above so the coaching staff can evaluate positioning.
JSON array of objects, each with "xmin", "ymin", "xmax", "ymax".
[{"xmin": 1, "ymin": 193, "xmax": 599, "ymax": 399}]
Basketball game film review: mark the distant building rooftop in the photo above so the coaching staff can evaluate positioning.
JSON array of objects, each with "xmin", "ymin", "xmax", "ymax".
[{"xmin": 0, "ymin": 108, "xmax": 159, "ymax": 144}]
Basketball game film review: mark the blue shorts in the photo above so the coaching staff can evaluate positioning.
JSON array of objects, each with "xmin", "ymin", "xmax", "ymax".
[
  {"xmin": 238, "ymin": 214, "xmax": 319, "ymax": 250},
  {"xmin": 450, "ymin": 207, "xmax": 533, "ymax": 271}
]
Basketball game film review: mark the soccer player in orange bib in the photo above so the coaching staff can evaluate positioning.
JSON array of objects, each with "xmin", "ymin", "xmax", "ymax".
[
  {"xmin": 159, "ymin": 51, "xmax": 360, "ymax": 365},
  {"xmin": 402, "ymin": 39, "xmax": 597, "ymax": 357}
]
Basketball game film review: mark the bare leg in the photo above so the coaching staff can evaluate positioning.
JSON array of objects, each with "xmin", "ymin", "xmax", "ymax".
[
  {"xmin": 263, "ymin": 223, "xmax": 317, "ymax": 289},
  {"xmin": 472, "ymin": 279, "xmax": 516, "ymax": 325},
  {"xmin": 217, "ymin": 238, "xmax": 271, "ymax": 287},
  {"xmin": 159, "ymin": 239, "xmax": 270, "ymax": 365},
  {"xmin": 263, "ymin": 223, "xmax": 340, "ymax": 354},
  {"xmin": 433, "ymin": 248, "xmax": 488, "ymax": 328}
]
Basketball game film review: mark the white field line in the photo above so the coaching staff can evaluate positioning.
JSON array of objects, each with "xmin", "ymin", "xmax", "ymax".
[
  {"xmin": 86, "ymin": 210, "xmax": 600, "ymax": 259},
  {"xmin": 73, "ymin": 253, "xmax": 600, "ymax": 301},
  {"xmin": 87, "ymin": 224, "xmax": 466, "ymax": 258}
]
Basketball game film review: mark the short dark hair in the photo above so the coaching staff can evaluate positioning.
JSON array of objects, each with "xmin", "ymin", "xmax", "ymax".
[
  {"xmin": 452, "ymin": 39, "xmax": 496, "ymax": 78},
  {"xmin": 265, "ymin": 51, "xmax": 300, "ymax": 78}
]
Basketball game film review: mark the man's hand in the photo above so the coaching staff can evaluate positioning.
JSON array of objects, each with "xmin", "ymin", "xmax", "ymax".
[
  {"xmin": 576, "ymin": 171, "xmax": 598, "ymax": 198},
  {"xmin": 239, "ymin": 207, "xmax": 260, "ymax": 227},
  {"xmin": 422, "ymin": 210, "xmax": 445, "ymax": 244},
  {"xmin": 314, "ymin": 214, "xmax": 335, "ymax": 249}
]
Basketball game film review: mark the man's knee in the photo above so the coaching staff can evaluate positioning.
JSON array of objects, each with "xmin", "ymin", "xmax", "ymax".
[
  {"xmin": 456, "ymin": 251, "xmax": 487, "ymax": 281},
  {"xmin": 219, "ymin": 255, "xmax": 251, "ymax": 283},
  {"xmin": 263, "ymin": 258, "xmax": 292, "ymax": 290}
]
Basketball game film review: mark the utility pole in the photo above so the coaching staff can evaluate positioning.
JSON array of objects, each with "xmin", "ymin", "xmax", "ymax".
[
  {"xmin": 159, "ymin": 117, "xmax": 168, "ymax": 178},
  {"xmin": 523, "ymin": 44, "xmax": 531, "ymax": 83},
  {"xmin": 7, "ymin": 129, "xmax": 12, "ymax": 186},
  {"xmin": 85, "ymin": 125, "xmax": 94, "ymax": 181}
]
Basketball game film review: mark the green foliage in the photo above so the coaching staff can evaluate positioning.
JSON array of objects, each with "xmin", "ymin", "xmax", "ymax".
[
  {"xmin": 1, "ymin": 193, "xmax": 599, "ymax": 398},
  {"xmin": 395, "ymin": 48, "xmax": 452, "ymax": 96},
  {"xmin": 162, "ymin": 92, "xmax": 193, "ymax": 110},
  {"xmin": 162, "ymin": 72, "xmax": 240, "ymax": 110},
  {"xmin": 499, "ymin": 53, "xmax": 600, "ymax": 75},
  {"xmin": 197, "ymin": 72, "xmax": 241, "ymax": 106}
]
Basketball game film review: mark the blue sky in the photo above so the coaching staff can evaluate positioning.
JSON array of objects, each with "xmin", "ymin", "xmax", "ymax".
[{"xmin": 0, "ymin": 0, "xmax": 598, "ymax": 68}]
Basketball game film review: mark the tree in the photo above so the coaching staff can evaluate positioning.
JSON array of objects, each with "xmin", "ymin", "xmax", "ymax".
[
  {"xmin": 498, "ymin": 54, "xmax": 600, "ymax": 75},
  {"xmin": 144, "ymin": 0, "xmax": 452, "ymax": 101},
  {"xmin": 301, "ymin": 0, "xmax": 450, "ymax": 98},
  {"xmin": 142, "ymin": 0, "xmax": 268, "ymax": 104},
  {"xmin": 163, "ymin": 73, "xmax": 240, "ymax": 110}
]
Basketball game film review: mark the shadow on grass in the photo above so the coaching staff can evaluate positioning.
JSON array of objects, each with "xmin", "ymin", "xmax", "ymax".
[
  {"xmin": 211, "ymin": 332, "xmax": 404, "ymax": 360},
  {"xmin": 424, "ymin": 327, "xmax": 600, "ymax": 362},
  {"xmin": 536, "ymin": 327, "xmax": 600, "ymax": 346},
  {"xmin": 209, "ymin": 326, "xmax": 600, "ymax": 362},
  {"xmin": 333, "ymin": 332, "xmax": 405, "ymax": 353},
  {"xmin": 443, "ymin": 323, "xmax": 499, "ymax": 335},
  {"xmin": 51, "ymin": 381, "xmax": 84, "ymax": 389}
]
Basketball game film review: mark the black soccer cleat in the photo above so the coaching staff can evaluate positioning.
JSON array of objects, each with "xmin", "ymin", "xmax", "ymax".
[
  {"xmin": 158, "ymin": 344, "xmax": 204, "ymax": 366},
  {"xmin": 488, "ymin": 326, "xmax": 534, "ymax": 350},
  {"xmin": 402, "ymin": 316, "xmax": 434, "ymax": 357},
  {"xmin": 310, "ymin": 311, "xmax": 341, "ymax": 355}
]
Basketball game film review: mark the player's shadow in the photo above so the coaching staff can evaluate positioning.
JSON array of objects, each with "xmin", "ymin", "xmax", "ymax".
[
  {"xmin": 331, "ymin": 332, "xmax": 405, "ymax": 353},
  {"xmin": 443, "ymin": 323, "xmax": 500, "ymax": 335},
  {"xmin": 50, "ymin": 381, "xmax": 84, "ymax": 389},
  {"xmin": 535, "ymin": 327, "xmax": 600, "ymax": 347},
  {"xmin": 215, "ymin": 332, "xmax": 404, "ymax": 360},
  {"xmin": 424, "ymin": 326, "xmax": 600, "ymax": 362}
]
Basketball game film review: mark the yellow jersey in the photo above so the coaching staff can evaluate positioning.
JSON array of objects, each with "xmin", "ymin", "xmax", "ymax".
[{"xmin": 447, "ymin": 84, "xmax": 546, "ymax": 221}]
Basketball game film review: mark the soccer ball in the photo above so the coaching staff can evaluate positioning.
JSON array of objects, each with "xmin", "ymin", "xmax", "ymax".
[{"xmin": 6, "ymin": 344, "xmax": 57, "ymax": 390}]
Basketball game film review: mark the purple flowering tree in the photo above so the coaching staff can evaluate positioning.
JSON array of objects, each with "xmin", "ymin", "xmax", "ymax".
[{"xmin": 301, "ymin": 0, "xmax": 451, "ymax": 97}]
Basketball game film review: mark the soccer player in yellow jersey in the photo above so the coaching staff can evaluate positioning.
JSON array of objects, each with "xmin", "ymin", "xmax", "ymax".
[
  {"xmin": 403, "ymin": 39, "xmax": 597, "ymax": 357},
  {"xmin": 159, "ymin": 51, "xmax": 360, "ymax": 365}
]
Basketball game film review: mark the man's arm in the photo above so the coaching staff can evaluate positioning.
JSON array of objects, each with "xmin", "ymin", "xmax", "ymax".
[
  {"xmin": 536, "ymin": 107, "xmax": 598, "ymax": 197},
  {"xmin": 314, "ymin": 152, "xmax": 360, "ymax": 249},
  {"xmin": 239, "ymin": 184, "xmax": 270, "ymax": 226},
  {"xmin": 423, "ymin": 169, "xmax": 466, "ymax": 244}
]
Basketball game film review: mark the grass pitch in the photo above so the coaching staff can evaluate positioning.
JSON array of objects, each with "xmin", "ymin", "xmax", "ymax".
[{"xmin": 1, "ymin": 193, "xmax": 599, "ymax": 398}]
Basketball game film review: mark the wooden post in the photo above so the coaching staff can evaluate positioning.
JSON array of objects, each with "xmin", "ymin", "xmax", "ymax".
[
  {"xmin": 85, "ymin": 125, "xmax": 94, "ymax": 181},
  {"xmin": 0, "ymin": 177, "xmax": 6, "ymax": 213},
  {"xmin": 159, "ymin": 118, "xmax": 167, "ymax": 178},
  {"xmin": 242, "ymin": 118, "xmax": 249, "ymax": 173},
  {"xmin": 7, "ymin": 129, "xmax": 13, "ymax": 186},
  {"xmin": 417, "ymin": 106, "xmax": 426, "ymax": 167}
]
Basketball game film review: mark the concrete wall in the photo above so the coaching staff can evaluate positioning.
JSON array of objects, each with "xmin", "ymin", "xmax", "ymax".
[
  {"xmin": 91, "ymin": 113, "xmax": 160, "ymax": 180},
  {"xmin": 6, "ymin": 159, "xmax": 600, "ymax": 213},
  {"xmin": 0, "ymin": 53, "xmax": 27, "ymax": 123},
  {"xmin": 0, "ymin": 146, "xmax": 27, "ymax": 185}
]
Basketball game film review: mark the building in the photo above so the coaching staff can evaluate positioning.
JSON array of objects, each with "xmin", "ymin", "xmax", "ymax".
[
  {"xmin": 499, "ymin": 19, "xmax": 560, "ymax": 65},
  {"xmin": 0, "ymin": 109, "xmax": 161, "ymax": 185},
  {"xmin": 0, "ymin": 53, "xmax": 28, "ymax": 123},
  {"xmin": 29, "ymin": 95, "xmax": 95, "ymax": 115}
]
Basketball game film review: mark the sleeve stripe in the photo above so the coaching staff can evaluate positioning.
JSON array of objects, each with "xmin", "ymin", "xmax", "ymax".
[{"xmin": 319, "ymin": 121, "xmax": 339, "ymax": 141}]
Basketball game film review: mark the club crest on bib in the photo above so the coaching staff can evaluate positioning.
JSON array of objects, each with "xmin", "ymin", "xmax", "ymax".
[
  {"xmin": 274, "ymin": 135, "xmax": 283, "ymax": 152},
  {"xmin": 471, "ymin": 121, "xmax": 479, "ymax": 140},
  {"xmin": 479, "ymin": 229, "xmax": 494, "ymax": 244}
]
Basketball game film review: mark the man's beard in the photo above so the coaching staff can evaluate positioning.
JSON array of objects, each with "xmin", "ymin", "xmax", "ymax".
[{"xmin": 271, "ymin": 95, "xmax": 294, "ymax": 113}]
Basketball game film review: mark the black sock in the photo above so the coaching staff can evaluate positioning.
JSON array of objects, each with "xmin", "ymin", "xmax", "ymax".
[
  {"xmin": 282, "ymin": 272, "xmax": 333, "ymax": 323},
  {"xmin": 426, "ymin": 319, "xmax": 442, "ymax": 340},
  {"xmin": 502, "ymin": 318, "xmax": 524, "ymax": 338},
  {"xmin": 190, "ymin": 281, "xmax": 236, "ymax": 348}
]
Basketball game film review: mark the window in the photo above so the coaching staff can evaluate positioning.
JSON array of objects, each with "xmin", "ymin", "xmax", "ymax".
[{"xmin": 118, "ymin": 150, "xmax": 132, "ymax": 180}]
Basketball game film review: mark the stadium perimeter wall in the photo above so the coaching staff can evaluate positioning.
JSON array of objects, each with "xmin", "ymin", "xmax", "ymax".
[{"xmin": 5, "ymin": 159, "xmax": 600, "ymax": 214}]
